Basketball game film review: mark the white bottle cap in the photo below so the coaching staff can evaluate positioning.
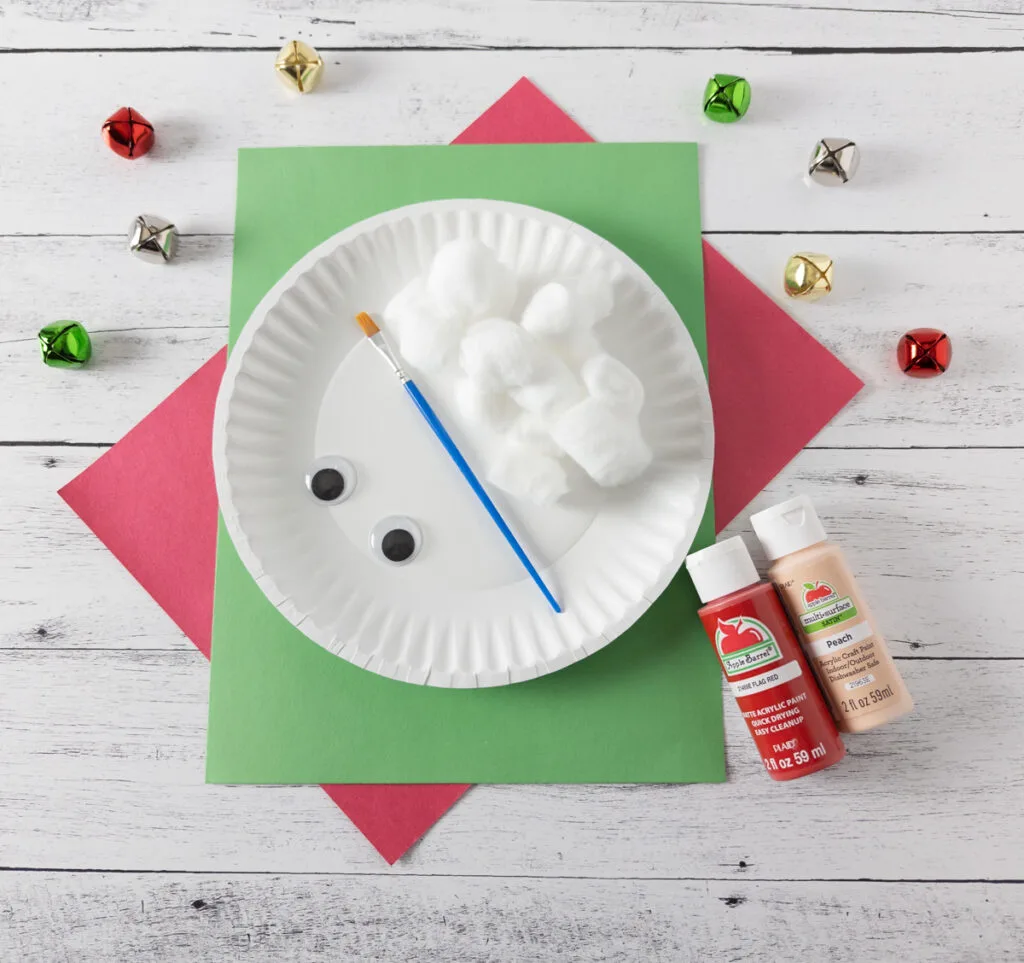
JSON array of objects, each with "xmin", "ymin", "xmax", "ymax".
[
  {"xmin": 750, "ymin": 495, "xmax": 828, "ymax": 561},
  {"xmin": 685, "ymin": 536, "xmax": 761, "ymax": 604}
]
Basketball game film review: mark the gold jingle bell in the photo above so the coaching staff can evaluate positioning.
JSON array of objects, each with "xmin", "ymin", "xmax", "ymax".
[
  {"xmin": 784, "ymin": 253, "xmax": 833, "ymax": 301},
  {"xmin": 275, "ymin": 40, "xmax": 324, "ymax": 93}
]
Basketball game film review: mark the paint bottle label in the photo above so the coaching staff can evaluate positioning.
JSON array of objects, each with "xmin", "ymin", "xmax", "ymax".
[
  {"xmin": 777, "ymin": 570, "xmax": 907, "ymax": 725},
  {"xmin": 699, "ymin": 589, "xmax": 845, "ymax": 781},
  {"xmin": 751, "ymin": 496, "xmax": 914, "ymax": 733}
]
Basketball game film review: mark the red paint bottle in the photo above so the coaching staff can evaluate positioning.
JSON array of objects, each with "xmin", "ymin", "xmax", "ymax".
[{"xmin": 686, "ymin": 536, "xmax": 845, "ymax": 781}]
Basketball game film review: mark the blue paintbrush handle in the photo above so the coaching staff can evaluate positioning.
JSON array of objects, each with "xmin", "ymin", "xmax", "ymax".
[{"xmin": 402, "ymin": 379, "xmax": 562, "ymax": 614}]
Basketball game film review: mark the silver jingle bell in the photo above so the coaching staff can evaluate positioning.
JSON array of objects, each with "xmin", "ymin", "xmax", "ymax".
[
  {"xmin": 129, "ymin": 214, "xmax": 178, "ymax": 263},
  {"xmin": 807, "ymin": 138, "xmax": 859, "ymax": 186}
]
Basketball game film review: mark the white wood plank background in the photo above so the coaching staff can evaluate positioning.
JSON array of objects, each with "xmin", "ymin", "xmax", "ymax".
[
  {"xmin": 2, "ymin": 2, "xmax": 1022, "ymax": 960},
  {"xmin": 5, "ymin": 0, "xmax": 1024, "ymax": 50},
  {"xmin": 5, "ymin": 49, "xmax": 1024, "ymax": 235},
  {"xmin": 2, "ymin": 875, "xmax": 1021, "ymax": 963}
]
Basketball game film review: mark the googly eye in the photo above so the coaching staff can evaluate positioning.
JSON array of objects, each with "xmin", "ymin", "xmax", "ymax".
[
  {"xmin": 305, "ymin": 456, "xmax": 356, "ymax": 505},
  {"xmin": 370, "ymin": 516, "xmax": 422, "ymax": 565}
]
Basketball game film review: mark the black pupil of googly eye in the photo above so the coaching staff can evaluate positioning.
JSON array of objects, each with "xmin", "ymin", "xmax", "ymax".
[
  {"xmin": 310, "ymin": 467, "xmax": 345, "ymax": 502},
  {"xmin": 381, "ymin": 528, "xmax": 416, "ymax": 563}
]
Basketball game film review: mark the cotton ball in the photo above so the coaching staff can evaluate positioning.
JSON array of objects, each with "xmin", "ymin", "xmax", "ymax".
[
  {"xmin": 510, "ymin": 376, "xmax": 582, "ymax": 421},
  {"xmin": 521, "ymin": 282, "xmax": 574, "ymax": 337},
  {"xmin": 487, "ymin": 441, "xmax": 569, "ymax": 507},
  {"xmin": 551, "ymin": 398, "xmax": 652, "ymax": 488},
  {"xmin": 574, "ymin": 269, "xmax": 615, "ymax": 327},
  {"xmin": 508, "ymin": 412, "xmax": 561, "ymax": 458},
  {"xmin": 383, "ymin": 275, "xmax": 467, "ymax": 373},
  {"xmin": 522, "ymin": 279, "xmax": 605, "ymax": 372},
  {"xmin": 453, "ymin": 377, "xmax": 516, "ymax": 432},
  {"xmin": 427, "ymin": 239, "xmax": 516, "ymax": 323},
  {"xmin": 397, "ymin": 306, "xmax": 466, "ymax": 373},
  {"xmin": 509, "ymin": 352, "xmax": 585, "ymax": 420},
  {"xmin": 551, "ymin": 328, "xmax": 603, "ymax": 375},
  {"xmin": 459, "ymin": 318, "xmax": 541, "ymax": 391},
  {"xmin": 382, "ymin": 277, "xmax": 429, "ymax": 338},
  {"xmin": 581, "ymin": 354, "xmax": 645, "ymax": 416}
]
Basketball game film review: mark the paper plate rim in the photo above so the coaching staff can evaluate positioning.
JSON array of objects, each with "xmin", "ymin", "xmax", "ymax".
[{"xmin": 213, "ymin": 198, "xmax": 713, "ymax": 687}]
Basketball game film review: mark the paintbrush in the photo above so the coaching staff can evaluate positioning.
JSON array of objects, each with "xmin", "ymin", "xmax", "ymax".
[{"xmin": 354, "ymin": 311, "xmax": 562, "ymax": 614}]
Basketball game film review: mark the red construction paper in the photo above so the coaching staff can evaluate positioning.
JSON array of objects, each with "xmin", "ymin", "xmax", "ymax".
[
  {"xmin": 59, "ymin": 77, "xmax": 862, "ymax": 864},
  {"xmin": 59, "ymin": 351, "xmax": 222, "ymax": 658},
  {"xmin": 320, "ymin": 783, "xmax": 470, "ymax": 866},
  {"xmin": 453, "ymin": 77, "xmax": 593, "ymax": 146},
  {"xmin": 703, "ymin": 244, "xmax": 863, "ymax": 528}
]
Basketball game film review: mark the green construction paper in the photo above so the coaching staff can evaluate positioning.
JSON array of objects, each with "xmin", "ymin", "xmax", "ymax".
[{"xmin": 207, "ymin": 143, "xmax": 724, "ymax": 783}]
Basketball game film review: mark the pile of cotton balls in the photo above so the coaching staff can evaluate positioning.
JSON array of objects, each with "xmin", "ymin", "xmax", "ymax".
[{"xmin": 383, "ymin": 239, "xmax": 652, "ymax": 506}]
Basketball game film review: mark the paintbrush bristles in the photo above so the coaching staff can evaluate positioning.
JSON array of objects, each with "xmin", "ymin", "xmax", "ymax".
[{"xmin": 355, "ymin": 312, "xmax": 380, "ymax": 337}]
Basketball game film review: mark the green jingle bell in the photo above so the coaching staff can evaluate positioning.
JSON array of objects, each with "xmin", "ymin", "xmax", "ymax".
[
  {"xmin": 703, "ymin": 74, "xmax": 751, "ymax": 123},
  {"xmin": 39, "ymin": 321, "xmax": 92, "ymax": 368}
]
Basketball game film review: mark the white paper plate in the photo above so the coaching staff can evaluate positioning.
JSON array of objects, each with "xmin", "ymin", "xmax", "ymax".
[{"xmin": 213, "ymin": 200, "xmax": 713, "ymax": 687}]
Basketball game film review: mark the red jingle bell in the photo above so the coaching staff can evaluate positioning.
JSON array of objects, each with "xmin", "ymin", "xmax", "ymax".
[
  {"xmin": 101, "ymin": 107, "xmax": 154, "ymax": 159},
  {"xmin": 897, "ymin": 327, "xmax": 952, "ymax": 378}
]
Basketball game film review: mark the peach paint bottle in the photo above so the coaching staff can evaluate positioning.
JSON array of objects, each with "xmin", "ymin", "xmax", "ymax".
[{"xmin": 750, "ymin": 496, "xmax": 913, "ymax": 733}]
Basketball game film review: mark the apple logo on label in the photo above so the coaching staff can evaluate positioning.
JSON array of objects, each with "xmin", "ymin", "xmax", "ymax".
[
  {"xmin": 802, "ymin": 581, "xmax": 836, "ymax": 607},
  {"xmin": 716, "ymin": 617, "xmax": 765, "ymax": 655}
]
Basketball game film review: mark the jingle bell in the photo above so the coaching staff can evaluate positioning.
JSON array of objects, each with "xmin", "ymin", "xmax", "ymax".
[
  {"xmin": 275, "ymin": 40, "xmax": 324, "ymax": 93},
  {"xmin": 129, "ymin": 214, "xmax": 177, "ymax": 264},
  {"xmin": 39, "ymin": 321, "xmax": 92, "ymax": 368},
  {"xmin": 784, "ymin": 253, "xmax": 833, "ymax": 301},
  {"xmin": 808, "ymin": 138, "xmax": 859, "ymax": 186},
  {"xmin": 102, "ymin": 107, "xmax": 155, "ymax": 160},
  {"xmin": 897, "ymin": 328, "xmax": 951, "ymax": 378},
  {"xmin": 702, "ymin": 74, "xmax": 751, "ymax": 123}
]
